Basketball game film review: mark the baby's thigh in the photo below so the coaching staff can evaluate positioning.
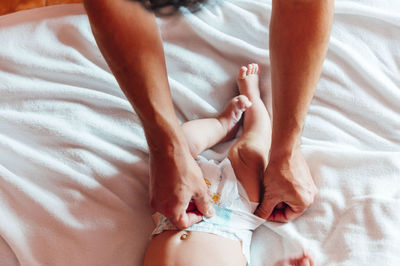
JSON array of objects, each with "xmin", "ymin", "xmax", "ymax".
[{"xmin": 228, "ymin": 139, "xmax": 265, "ymax": 203}]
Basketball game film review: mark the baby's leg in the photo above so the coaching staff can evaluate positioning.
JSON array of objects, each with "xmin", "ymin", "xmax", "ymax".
[
  {"xmin": 275, "ymin": 251, "xmax": 314, "ymax": 266},
  {"xmin": 182, "ymin": 95, "xmax": 252, "ymax": 157},
  {"xmin": 228, "ymin": 63, "xmax": 271, "ymax": 203}
]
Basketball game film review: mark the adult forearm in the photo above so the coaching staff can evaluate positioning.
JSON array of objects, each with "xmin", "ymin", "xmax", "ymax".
[
  {"xmin": 269, "ymin": 0, "xmax": 334, "ymax": 157},
  {"xmin": 84, "ymin": 0, "xmax": 185, "ymax": 152},
  {"xmin": 85, "ymin": 0, "xmax": 214, "ymax": 228}
]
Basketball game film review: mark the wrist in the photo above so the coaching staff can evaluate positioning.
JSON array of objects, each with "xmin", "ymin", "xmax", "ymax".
[
  {"xmin": 145, "ymin": 121, "xmax": 189, "ymax": 157},
  {"xmin": 269, "ymin": 124, "xmax": 302, "ymax": 162}
]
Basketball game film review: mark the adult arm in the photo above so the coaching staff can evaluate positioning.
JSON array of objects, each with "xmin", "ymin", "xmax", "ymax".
[
  {"xmin": 83, "ymin": 0, "xmax": 214, "ymax": 228},
  {"xmin": 256, "ymin": 0, "xmax": 334, "ymax": 222}
]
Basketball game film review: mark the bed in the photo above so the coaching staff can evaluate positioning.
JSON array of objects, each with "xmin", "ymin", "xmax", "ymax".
[
  {"xmin": 0, "ymin": 0, "xmax": 399, "ymax": 265},
  {"xmin": 0, "ymin": 0, "xmax": 82, "ymax": 16}
]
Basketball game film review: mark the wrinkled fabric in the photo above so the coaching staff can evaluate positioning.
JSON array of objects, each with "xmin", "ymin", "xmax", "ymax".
[{"xmin": 0, "ymin": 1, "xmax": 399, "ymax": 265}]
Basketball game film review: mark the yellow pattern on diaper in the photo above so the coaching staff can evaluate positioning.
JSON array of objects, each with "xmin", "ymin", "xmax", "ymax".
[
  {"xmin": 211, "ymin": 192, "xmax": 221, "ymax": 205},
  {"xmin": 204, "ymin": 178, "xmax": 221, "ymax": 205}
]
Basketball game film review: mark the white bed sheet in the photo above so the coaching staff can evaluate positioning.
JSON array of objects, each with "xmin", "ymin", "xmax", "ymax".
[{"xmin": 0, "ymin": 1, "xmax": 399, "ymax": 265}]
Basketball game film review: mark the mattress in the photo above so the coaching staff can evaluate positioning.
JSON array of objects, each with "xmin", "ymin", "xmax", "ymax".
[
  {"xmin": 0, "ymin": 0, "xmax": 81, "ymax": 16},
  {"xmin": 0, "ymin": 1, "xmax": 399, "ymax": 265}
]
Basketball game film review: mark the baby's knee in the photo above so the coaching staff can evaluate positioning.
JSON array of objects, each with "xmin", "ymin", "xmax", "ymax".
[{"xmin": 229, "ymin": 141, "xmax": 266, "ymax": 172}]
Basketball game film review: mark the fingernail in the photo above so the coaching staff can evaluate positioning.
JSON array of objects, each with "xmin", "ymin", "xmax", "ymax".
[{"xmin": 205, "ymin": 206, "xmax": 215, "ymax": 217}]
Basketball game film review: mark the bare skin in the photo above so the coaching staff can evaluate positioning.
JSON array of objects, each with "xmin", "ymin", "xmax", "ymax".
[
  {"xmin": 145, "ymin": 91, "xmax": 253, "ymax": 266},
  {"xmin": 83, "ymin": 0, "xmax": 214, "ymax": 229},
  {"xmin": 144, "ymin": 231, "xmax": 246, "ymax": 266},
  {"xmin": 83, "ymin": 0, "xmax": 334, "ymax": 227},
  {"xmin": 144, "ymin": 64, "xmax": 313, "ymax": 266},
  {"xmin": 275, "ymin": 251, "xmax": 314, "ymax": 266},
  {"xmin": 255, "ymin": 0, "xmax": 334, "ymax": 222}
]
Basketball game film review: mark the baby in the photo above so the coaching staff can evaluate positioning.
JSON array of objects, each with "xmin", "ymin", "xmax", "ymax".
[{"xmin": 143, "ymin": 64, "xmax": 313, "ymax": 266}]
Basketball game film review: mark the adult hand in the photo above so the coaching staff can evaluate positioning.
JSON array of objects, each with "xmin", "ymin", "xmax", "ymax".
[
  {"xmin": 149, "ymin": 144, "xmax": 214, "ymax": 229},
  {"xmin": 84, "ymin": 0, "xmax": 215, "ymax": 229},
  {"xmin": 255, "ymin": 147, "xmax": 317, "ymax": 222}
]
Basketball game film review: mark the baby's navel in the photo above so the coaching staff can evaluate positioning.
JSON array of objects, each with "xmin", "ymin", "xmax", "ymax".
[{"xmin": 179, "ymin": 231, "xmax": 191, "ymax": 241}]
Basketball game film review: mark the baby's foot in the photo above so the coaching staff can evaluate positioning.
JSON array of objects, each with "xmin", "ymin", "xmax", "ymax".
[
  {"xmin": 289, "ymin": 256, "xmax": 313, "ymax": 266},
  {"xmin": 275, "ymin": 251, "xmax": 314, "ymax": 266},
  {"xmin": 217, "ymin": 95, "xmax": 252, "ymax": 140},
  {"xmin": 236, "ymin": 63, "xmax": 261, "ymax": 100}
]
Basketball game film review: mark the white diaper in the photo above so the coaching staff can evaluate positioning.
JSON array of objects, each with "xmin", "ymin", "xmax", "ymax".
[{"xmin": 152, "ymin": 155, "xmax": 265, "ymax": 265}]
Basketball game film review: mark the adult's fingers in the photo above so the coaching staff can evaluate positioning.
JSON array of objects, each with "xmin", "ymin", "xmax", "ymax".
[
  {"xmin": 166, "ymin": 198, "xmax": 209, "ymax": 229},
  {"xmin": 168, "ymin": 210, "xmax": 191, "ymax": 229},
  {"xmin": 267, "ymin": 202, "xmax": 307, "ymax": 222},
  {"xmin": 186, "ymin": 211, "xmax": 203, "ymax": 226},
  {"xmin": 169, "ymin": 211, "xmax": 202, "ymax": 229},
  {"xmin": 193, "ymin": 194, "xmax": 215, "ymax": 218},
  {"xmin": 255, "ymin": 195, "xmax": 280, "ymax": 220},
  {"xmin": 164, "ymin": 199, "xmax": 192, "ymax": 229}
]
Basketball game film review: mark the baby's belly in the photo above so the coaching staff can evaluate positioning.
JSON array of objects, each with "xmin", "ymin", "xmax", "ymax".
[{"xmin": 143, "ymin": 231, "xmax": 246, "ymax": 266}]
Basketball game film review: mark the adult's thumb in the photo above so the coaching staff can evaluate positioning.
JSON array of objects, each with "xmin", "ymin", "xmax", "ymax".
[
  {"xmin": 194, "ymin": 195, "xmax": 215, "ymax": 218},
  {"xmin": 255, "ymin": 198, "xmax": 276, "ymax": 220}
]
